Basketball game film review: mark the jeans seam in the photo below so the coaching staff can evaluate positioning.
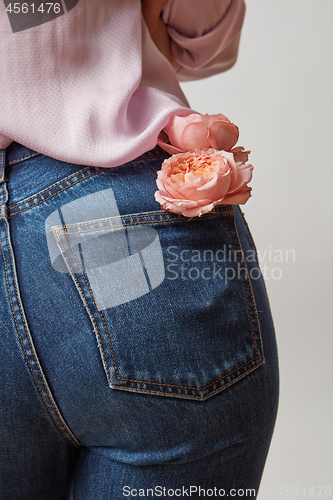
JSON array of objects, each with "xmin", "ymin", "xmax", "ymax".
[
  {"xmin": 10, "ymin": 166, "xmax": 93, "ymax": 209},
  {"xmin": 49, "ymin": 210, "xmax": 227, "ymax": 237},
  {"xmin": 10, "ymin": 168, "xmax": 104, "ymax": 215},
  {"xmin": 94, "ymin": 363, "xmax": 265, "ymax": 399},
  {"xmin": 1, "ymin": 150, "xmax": 5, "ymax": 203},
  {"xmin": 7, "ymin": 152, "xmax": 41, "ymax": 165},
  {"xmin": 0, "ymin": 219, "xmax": 80, "ymax": 447},
  {"xmin": 226, "ymin": 209, "xmax": 264, "ymax": 360},
  {"xmin": 55, "ymin": 227, "xmax": 114, "ymax": 385},
  {"xmin": 8, "ymin": 152, "xmax": 167, "ymax": 214}
]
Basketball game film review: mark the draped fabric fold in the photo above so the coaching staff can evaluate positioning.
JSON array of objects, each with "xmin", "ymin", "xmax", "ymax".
[{"xmin": 0, "ymin": 0, "xmax": 245, "ymax": 167}]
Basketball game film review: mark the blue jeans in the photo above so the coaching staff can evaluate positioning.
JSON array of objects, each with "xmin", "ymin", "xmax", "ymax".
[{"xmin": 0, "ymin": 142, "xmax": 279, "ymax": 499}]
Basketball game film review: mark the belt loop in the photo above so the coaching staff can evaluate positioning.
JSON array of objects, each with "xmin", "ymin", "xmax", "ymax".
[
  {"xmin": 0, "ymin": 148, "xmax": 5, "ymax": 180},
  {"xmin": 0, "ymin": 148, "xmax": 8, "ymax": 211}
]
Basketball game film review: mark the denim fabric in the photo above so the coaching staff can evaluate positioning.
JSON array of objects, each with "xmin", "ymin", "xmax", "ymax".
[{"xmin": 0, "ymin": 142, "xmax": 279, "ymax": 499}]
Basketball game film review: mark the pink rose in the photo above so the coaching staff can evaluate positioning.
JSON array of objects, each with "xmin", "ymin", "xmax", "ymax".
[
  {"xmin": 157, "ymin": 113, "xmax": 250, "ymax": 162},
  {"xmin": 155, "ymin": 148, "xmax": 253, "ymax": 218}
]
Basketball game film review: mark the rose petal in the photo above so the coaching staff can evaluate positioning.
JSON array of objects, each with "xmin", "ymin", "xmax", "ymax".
[
  {"xmin": 157, "ymin": 138, "xmax": 183, "ymax": 155},
  {"xmin": 156, "ymin": 178, "xmax": 187, "ymax": 200},
  {"xmin": 184, "ymin": 172, "xmax": 231, "ymax": 202},
  {"xmin": 222, "ymin": 187, "xmax": 252, "ymax": 205},
  {"xmin": 209, "ymin": 121, "xmax": 239, "ymax": 151},
  {"xmin": 166, "ymin": 114, "xmax": 203, "ymax": 150},
  {"xmin": 154, "ymin": 147, "xmax": 253, "ymax": 217},
  {"xmin": 202, "ymin": 113, "xmax": 230, "ymax": 127},
  {"xmin": 180, "ymin": 202, "xmax": 216, "ymax": 218},
  {"xmin": 155, "ymin": 193, "xmax": 199, "ymax": 215},
  {"xmin": 180, "ymin": 122, "xmax": 211, "ymax": 150},
  {"xmin": 231, "ymin": 146, "xmax": 250, "ymax": 163},
  {"xmin": 228, "ymin": 163, "xmax": 253, "ymax": 194}
]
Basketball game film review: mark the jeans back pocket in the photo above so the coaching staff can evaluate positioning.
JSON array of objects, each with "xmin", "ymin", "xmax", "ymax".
[{"xmin": 46, "ymin": 189, "xmax": 264, "ymax": 400}]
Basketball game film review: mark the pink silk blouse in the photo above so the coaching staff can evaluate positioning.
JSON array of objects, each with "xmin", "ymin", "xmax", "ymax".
[{"xmin": 0, "ymin": 0, "xmax": 245, "ymax": 168}]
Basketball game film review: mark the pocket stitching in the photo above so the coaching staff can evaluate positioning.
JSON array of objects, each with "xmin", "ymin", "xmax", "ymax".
[
  {"xmin": 49, "ymin": 207, "xmax": 229, "ymax": 236},
  {"xmin": 54, "ymin": 227, "xmax": 115, "ymax": 385},
  {"xmin": 225, "ymin": 210, "xmax": 264, "ymax": 359},
  {"xmin": 53, "ymin": 206, "xmax": 264, "ymax": 398},
  {"xmin": 10, "ymin": 168, "xmax": 103, "ymax": 215}
]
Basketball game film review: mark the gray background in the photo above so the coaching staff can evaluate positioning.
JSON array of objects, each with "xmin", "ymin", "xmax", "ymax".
[{"xmin": 181, "ymin": 1, "xmax": 333, "ymax": 496}]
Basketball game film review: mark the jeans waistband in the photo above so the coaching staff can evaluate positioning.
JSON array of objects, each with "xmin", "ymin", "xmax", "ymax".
[
  {"xmin": 4, "ymin": 141, "xmax": 40, "ymax": 166},
  {"xmin": 1, "ymin": 141, "xmax": 169, "ymax": 215}
]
